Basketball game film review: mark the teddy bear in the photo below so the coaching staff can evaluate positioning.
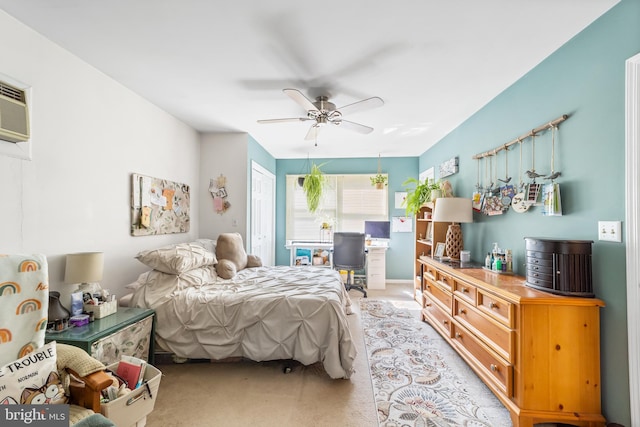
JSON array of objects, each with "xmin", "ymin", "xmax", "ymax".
[{"xmin": 215, "ymin": 232, "xmax": 262, "ymax": 279}]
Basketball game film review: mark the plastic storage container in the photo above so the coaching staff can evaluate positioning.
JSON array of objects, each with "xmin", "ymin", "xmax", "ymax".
[{"xmin": 101, "ymin": 363, "xmax": 162, "ymax": 427}]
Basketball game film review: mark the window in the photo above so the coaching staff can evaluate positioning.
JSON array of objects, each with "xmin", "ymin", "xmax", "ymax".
[{"xmin": 286, "ymin": 174, "xmax": 388, "ymax": 241}]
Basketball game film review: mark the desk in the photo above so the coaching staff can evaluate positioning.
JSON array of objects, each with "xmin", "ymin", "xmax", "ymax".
[{"xmin": 285, "ymin": 240, "xmax": 388, "ymax": 289}]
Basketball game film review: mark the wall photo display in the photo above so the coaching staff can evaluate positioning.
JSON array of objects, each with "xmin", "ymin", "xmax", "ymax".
[{"xmin": 131, "ymin": 173, "xmax": 190, "ymax": 236}]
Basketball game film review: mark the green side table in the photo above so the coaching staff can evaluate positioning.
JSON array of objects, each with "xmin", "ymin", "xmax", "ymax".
[{"xmin": 46, "ymin": 307, "xmax": 155, "ymax": 365}]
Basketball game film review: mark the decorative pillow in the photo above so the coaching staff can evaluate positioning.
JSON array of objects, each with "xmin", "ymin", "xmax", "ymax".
[
  {"xmin": 192, "ymin": 238, "xmax": 216, "ymax": 254},
  {"xmin": 135, "ymin": 242, "xmax": 216, "ymax": 274},
  {"xmin": 0, "ymin": 253, "xmax": 49, "ymax": 367},
  {"xmin": 0, "ymin": 341, "xmax": 67, "ymax": 405}
]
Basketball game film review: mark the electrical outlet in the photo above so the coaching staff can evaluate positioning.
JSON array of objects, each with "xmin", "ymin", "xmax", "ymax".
[{"xmin": 598, "ymin": 221, "xmax": 622, "ymax": 242}]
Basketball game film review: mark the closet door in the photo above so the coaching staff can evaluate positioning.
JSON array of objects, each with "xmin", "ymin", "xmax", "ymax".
[{"xmin": 251, "ymin": 161, "xmax": 275, "ymax": 265}]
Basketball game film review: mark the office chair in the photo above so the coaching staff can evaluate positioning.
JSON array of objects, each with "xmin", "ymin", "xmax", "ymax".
[{"xmin": 333, "ymin": 232, "xmax": 367, "ymax": 297}]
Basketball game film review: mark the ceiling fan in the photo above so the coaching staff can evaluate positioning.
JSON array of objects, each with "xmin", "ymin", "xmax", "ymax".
[{"xmin": 257, "ymin": 89, "xmax": 384, "ymax": 142}]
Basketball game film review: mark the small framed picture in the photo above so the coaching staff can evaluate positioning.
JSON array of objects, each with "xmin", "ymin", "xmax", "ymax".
[
  {"xmin": 426, "ymin": 223, "xmax": 433, "ymax": 241},
  {"xmin": 434, "ymin": 242, "xmax": 446, "ymax": 258}
]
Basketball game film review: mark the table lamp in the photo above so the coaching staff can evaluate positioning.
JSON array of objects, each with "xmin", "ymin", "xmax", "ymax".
[
  {"xmin": 431, "ymin": 197, "xmax": 473, "ymax": 260},
  {"xmin": 65, "ymin": 252, "xmax": 104, "ymax": 293}
]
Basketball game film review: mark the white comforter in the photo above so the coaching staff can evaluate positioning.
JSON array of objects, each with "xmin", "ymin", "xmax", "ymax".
[{"xmin": 130, "ymin": 265, "xmax": 356, "ymax": 379}]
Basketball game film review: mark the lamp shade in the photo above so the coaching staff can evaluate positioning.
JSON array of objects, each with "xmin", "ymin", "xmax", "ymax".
[
  {"xmin": 65, "ymin": 252, "xmax": 104, "ymax": 284},
  {"xmin": 431, "ymin": 197, "xmax": 473, "ymax": 223}
]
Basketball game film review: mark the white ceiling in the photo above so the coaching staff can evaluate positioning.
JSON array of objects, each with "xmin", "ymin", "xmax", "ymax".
[{"xmin": 0, "ymin": 0, "xmax": 619, "ymax": 159}]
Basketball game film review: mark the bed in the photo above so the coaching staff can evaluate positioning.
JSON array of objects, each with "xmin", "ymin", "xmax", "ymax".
[{"xmin": 126, "ymin": 239, "xmax": 357, "ymax": 379}]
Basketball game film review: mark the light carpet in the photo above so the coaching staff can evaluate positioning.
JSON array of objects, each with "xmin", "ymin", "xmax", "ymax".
[{"xmin": 360, "ymin": 298, "xmax": 513, "ymax": 427}]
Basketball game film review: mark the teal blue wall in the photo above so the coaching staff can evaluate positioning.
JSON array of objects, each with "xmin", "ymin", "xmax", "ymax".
[
  {"xmin": 248, "ymin": 135, "xmax": 276, "ymax": 174},
  {"xmin": 417, "ymin": 1, "xmax": 638, "ymax": 424},
  {"xmin": 275, "ymin": 157, "xmax": 418, "ymax": 279}
]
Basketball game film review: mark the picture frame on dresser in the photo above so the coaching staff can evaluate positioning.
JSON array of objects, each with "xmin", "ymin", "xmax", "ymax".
[{"xmin": 434, "ymin": 242, "xmax": 445, "ymax": 257}]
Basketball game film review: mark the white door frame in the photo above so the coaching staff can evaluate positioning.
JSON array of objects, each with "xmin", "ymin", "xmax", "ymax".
[
  {"xmin": 625, "ymin": 52, "xmax": 640, "ymax": 426},
  {"xmin": 250, "ymin": 161, "xmax": 275, "ymax": 265}
]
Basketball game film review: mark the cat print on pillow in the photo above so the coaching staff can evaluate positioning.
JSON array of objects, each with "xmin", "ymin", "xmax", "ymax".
[{"xmin": 20, "ymin": 371, "xmax": 66, "ymax": 404}]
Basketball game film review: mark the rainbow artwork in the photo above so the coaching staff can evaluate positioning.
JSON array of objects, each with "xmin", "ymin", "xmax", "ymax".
[
  {"xmin": 18, "ymin": 259, "xmax": 40, "ymax": 272},
  {"xmin": 15, "ymin": 298, "xmax": 42, "ymax": 314},
  {"xmin": 0, "ymin": 281, "xmax": 21, "ymax": 296},
  {"xmin": 0, "ymin": 328, "xmax": 12, "ymax": 343},
  {"xmin": 36, "ymin": 317, "xmax": 48, "ymax": 331}
]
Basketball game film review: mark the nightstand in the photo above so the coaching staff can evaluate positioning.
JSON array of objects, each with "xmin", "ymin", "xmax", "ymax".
[{"xmin": 46, "ymin": 307, "xmax": 155, "ymax": 365}]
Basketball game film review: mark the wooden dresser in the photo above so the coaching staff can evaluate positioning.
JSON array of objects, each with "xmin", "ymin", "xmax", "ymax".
[{"xmin": 417, "ymin": 256, "xmax": 605, "ymax": 427}]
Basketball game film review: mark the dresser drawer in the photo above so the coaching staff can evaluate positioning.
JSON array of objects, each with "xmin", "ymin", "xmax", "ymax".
[
  {"xmin": 452, "ymin": 322, "xmax": 513, "ymax": 397},
  {"xmin": 424, "ymin": 278, "xmax": 452, "ymax": 313},
  {"xmin": 436, "ymin": 271, "xmax": 454, "ymax": 292},
  {"xmin": 477, "ymin": 289, "xmax": 515, "ymax": 328},
  {"xmin": 423, "ymin": 263, "xmax": 437, "ymax": 282},
  {"xmin": 454, "ymin": 298, "xmax": 513, "ymax": 362},
  {"xmin": 423, "ymin": 295, "xmax": 452, "ymax": 338},
  {"xmin": 453, "ymin": 278, "xmax": 477, "ymax": 305},
  {"xmin": 91, "ymin": 315, "xmax": 153, "ymax": 364}
]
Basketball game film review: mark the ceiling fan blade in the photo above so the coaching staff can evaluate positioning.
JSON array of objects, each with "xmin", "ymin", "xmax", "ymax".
[
  {"xmin": 283, "ymin": 88, "xmax": 319, "ymax": 112},
  {"xmin": 305, "ymin": 124, "xmax": 321, "ymax": 141},
  {"xmin": 337, "ymin": 97, "xmax": 384, "ymax": 115},
  {"xmin": 335, "ymin": 120, "xmax": 374, "ymax": 134},
  {"xmin": 257, "ymin": 117, "xmax": 311, "ymax": 124}
]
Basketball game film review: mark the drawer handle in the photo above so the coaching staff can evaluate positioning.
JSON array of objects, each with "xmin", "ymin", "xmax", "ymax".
[
  {"xmin": 458, "ymin": 308, "xmax": 466, "ymax": 315},
  {"xmin": 490, "ymin": 302, "xmax": 499, "ymax": 309},
  {"xmin": 455, "ymin": 332, "xmax": 462, "ymax": 339},
  {"xmin": 442, "ymin": 320, "xmax": 448, "ymax": 325},
  {"xmin": 461, "ymin": 287, "xmax": 468, "ymax": 293},
  {"xmin": 490, "ymin": 364, "xmax": 498, "ymax": 372}
]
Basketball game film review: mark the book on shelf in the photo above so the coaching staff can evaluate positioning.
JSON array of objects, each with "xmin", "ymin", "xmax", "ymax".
[{"xmin": 116, "ymin": 355, "xmax": 147, "ymax": 389}]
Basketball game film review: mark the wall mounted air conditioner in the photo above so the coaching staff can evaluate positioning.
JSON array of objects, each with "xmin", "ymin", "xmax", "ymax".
[{"xmin": 0, "ymin": 80, "xmax": 30, "ymax": 143}]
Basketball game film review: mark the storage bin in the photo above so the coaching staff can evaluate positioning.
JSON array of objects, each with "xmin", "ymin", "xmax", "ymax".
[
  {"xmin": 102, "ymin": 363, "xmax": 162, "ymax": 427},
  {"xmin": 84, "ymin": 299, "xmax": 117, "ymax": 319}
]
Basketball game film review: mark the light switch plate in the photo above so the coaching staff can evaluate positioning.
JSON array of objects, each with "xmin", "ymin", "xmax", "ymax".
[{"xmin": 598, "ymin": 221, "xmax": 622, "ymax": 242}]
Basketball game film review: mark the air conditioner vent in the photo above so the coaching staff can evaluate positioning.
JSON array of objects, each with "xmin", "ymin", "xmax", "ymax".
[
  {"xmin": 0, "ymin": 81, "xmax": 25, "ymax": 102},
  {"xmin": 0, "ymin": 79, "xmax": 29, "ymax": 143}
]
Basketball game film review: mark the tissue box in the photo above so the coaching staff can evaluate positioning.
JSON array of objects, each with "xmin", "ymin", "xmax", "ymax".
[
  {"xmin": 69, "ymin": 314, "xmax": 90, "ymax": 327},
  {"xmin": 83, "ymin": 299, "xmax": 117, "ymax": 319}
]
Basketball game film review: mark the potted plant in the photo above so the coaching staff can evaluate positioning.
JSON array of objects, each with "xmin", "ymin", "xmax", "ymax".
[
  {"xmin": 302, "ymin": 162, "xmax": 326, "ymax": 213},
  {"xmin": 370, "ymin": 174, "xmax": 388, "ymax": 189},
  {"xmin": 402, "ymin": 177, "xmax": 442, "ymax": 216}
]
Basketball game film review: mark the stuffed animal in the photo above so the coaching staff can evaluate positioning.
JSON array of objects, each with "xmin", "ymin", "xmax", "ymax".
[{"xmin": 215, "ymin": 232, "xmax": 262, "ymax": 279}]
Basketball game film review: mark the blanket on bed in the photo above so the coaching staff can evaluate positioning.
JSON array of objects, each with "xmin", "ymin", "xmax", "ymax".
[{"xmin": 130, "ymin": 265, "xmax": 356, "ymax": 379}]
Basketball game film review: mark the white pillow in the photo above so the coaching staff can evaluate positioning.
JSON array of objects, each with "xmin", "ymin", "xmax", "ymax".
[
  {"xmin": 135, "ymin": 242, "xmax": 216, "ymax": 274},
  {"xmin": 0, "ymin": 341, "xmax": 67, "ymax": 405}
]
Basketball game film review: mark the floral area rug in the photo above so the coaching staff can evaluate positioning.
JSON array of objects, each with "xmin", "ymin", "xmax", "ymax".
[{"xmin": 360, "ymin": 299, "xmax": 513, "ymax": 427}]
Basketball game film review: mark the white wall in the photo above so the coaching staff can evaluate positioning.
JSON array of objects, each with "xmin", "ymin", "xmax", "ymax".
[
  {"xmin": 199, "ymin": 133, "xmax": 249, "ymax": 243},
  {"xmin": 0, "ymin": 11, "xmax": 200, "ymax": 304}
]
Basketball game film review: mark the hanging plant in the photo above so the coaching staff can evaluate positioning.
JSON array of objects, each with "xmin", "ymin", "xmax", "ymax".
[
  {"xmin": 370, "ymin": 154, "xmax": 388, "ymax": 189},
  {"xmin": 303, "ymin": 162, "xmax": 326, "ymax": 213},
  {"xmin": 370, "ymin": 174, "xmax": 388, "ymax": 189}
]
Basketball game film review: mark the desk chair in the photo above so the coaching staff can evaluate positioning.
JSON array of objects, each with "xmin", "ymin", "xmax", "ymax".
[{"xmin": 333, "ymin": 232, "xmax": 367, "ymax": 297}]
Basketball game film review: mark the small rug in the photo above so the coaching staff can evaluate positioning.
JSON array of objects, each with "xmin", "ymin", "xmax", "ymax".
[{"xmin": 360, "ymin": 299, "xmax": 513, "ymax": 427}]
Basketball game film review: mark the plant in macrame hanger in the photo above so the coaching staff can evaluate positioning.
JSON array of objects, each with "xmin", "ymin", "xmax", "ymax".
[
  {"xmin": 542, "ymin": 124, "xmax": 563, "ymax": 216},
  {"xmin": 370, "ymin": 154, "xmax": 388, "ymax": 189}
]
